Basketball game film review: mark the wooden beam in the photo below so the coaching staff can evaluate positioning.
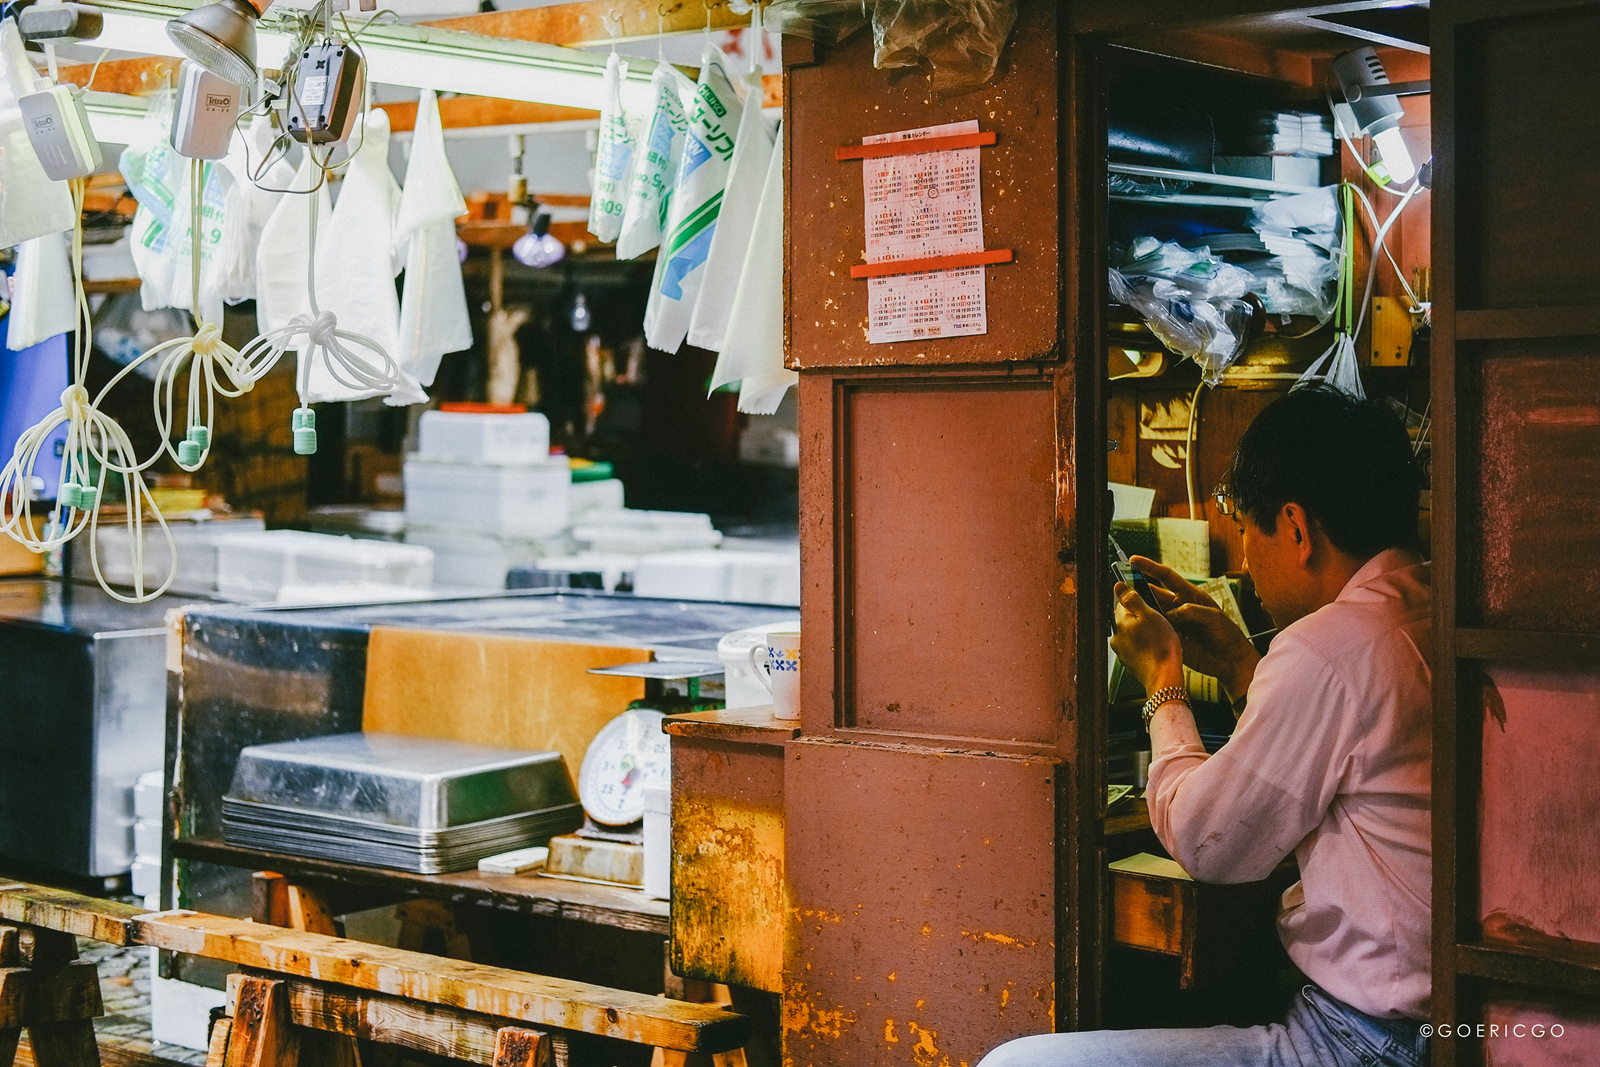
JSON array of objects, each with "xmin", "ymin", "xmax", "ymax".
[
  {"xmin": 279, "ymin": 979, "xmax": 512, "ymax": 1066},
  {"xmin": 0, "ymin": 965, "xmax": 103, "ymax": 1030},
  {"xmin": 55, "ymin": 57, "xmax": 178, "ymax": 95},
  {"xmin": 378, "ymin": 97, "xmax": 598, "ymax": 134},
  {"xmin": 425, "ymin": 0, "xmax": 745, "ymax": 48},
  {"xmin": 0, "ymin": 888, "xmax": 140, "ymax": 948}
]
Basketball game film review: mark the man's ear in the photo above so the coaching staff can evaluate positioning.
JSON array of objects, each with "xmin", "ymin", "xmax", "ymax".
[{"xmin": 1281, "ymin": 503, "xmax": 1316, "ymax": 567}]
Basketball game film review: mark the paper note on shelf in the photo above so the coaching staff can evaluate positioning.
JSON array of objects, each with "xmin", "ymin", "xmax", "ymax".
[
  {"xmin": 1109, "ymin": 481, "xmax": 1157, "ymax": 521},
  {"xmin": 862, "ymin": 120, "xmax": 988, "ymax": 344}
]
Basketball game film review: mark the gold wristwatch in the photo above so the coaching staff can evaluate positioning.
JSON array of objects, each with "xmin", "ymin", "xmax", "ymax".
[{"xmin": 1141, "ymin": 685, "xmax": 1190, "ymax": 729}]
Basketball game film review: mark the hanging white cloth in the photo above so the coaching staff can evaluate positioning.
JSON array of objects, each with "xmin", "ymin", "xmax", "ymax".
[
  {"xmin": 710, "ymin": 133, "xmax": 792, "ymax": 415},
  {"xmin": 5, "ymin": 232, "xmax": 76, "ymax": 351},
  {"xmin": 218, "ymin": 115, "xmax": 293, "ymax": 304},
  {"xmin": 394, "ymin": 89, "xmax": 472, "ymax": 388},
  {"xmin": 686, "ymin": 70, "xmax": 774, "ymax": 352},
  {"xmin": 642, "ymin": 45, "xmax": 744, "ymax": 354},
  {"xmin": 254, "ymin": 153, "xmax": 332, "ymax": 335}
]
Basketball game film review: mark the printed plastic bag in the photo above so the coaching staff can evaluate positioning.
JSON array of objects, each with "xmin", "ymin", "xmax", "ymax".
[
  {"xmin": 120, "ymin": 90, "xmax": 186, "ymax": 311},
  {"xmin": 0, "ymin": 23, "xmax": 75, "ymax": 250},
  {"xmin": 643, "ymin": 45, "xmax": 744, "ymax": 354},
  {"xmin": 615, "ymin": 64, "xmax": 693, "ymax": 260},
  {"xmin": 218, "ymin": 115, "xmax": 293, "ymax": 304},
  {"xmin": 687, "ymin": 70, "xmax": 775, "ymax": 351},
  {"xmin": 587, "ymin": 52, "xmax": 635, "ymax": 244},
  {"xmin": 712, "ymin": 132, "xmax": 793, "ymax": 415},
  {"xmin": 165, "ymin": 161, "xmax": 233, "ymax": 325}
]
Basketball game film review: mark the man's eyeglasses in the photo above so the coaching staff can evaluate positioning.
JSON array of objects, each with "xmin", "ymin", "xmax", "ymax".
[{"xmin": 1212, "ymin": 479, "xmax": 1235, "ymax": 516}]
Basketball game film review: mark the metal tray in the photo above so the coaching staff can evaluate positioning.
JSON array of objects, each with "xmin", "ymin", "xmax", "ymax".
[{"xmin": 226, "ymin": 732, "xmax": 577, "ymax": 831}]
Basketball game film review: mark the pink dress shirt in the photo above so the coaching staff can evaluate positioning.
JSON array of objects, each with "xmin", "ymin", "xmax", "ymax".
[{"xmin": 1146, "ymin": 548, "xmax": 1434, "ymax": 1020}]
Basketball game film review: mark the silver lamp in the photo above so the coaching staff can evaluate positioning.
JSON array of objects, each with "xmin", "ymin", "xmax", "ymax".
[{"xmin": 166, "ymin": 0, "xmax": 269, "ymax": 85}]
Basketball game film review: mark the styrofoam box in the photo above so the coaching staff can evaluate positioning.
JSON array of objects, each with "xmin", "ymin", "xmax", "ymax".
[
  {"xmin": 417, "ymin": 409, "xmax": 550, "ymax": 464},
  {"xmin": 726, "ymin": 550, "xmax": 801, "ymax": 607},
  {"xmin": 633, "ymin": 550, "xmax": 733, "ymax": 601},
  {"xmin": 405, "ymin": 526, "xmax": 573, "ymax": 590},
  {"xmin": 570, "ymin": 478, "xmax": 626, "ymax": 519},
  {"xmin": 404, "ymin": 457, "xmax": 571, "ymax": 536},
  {"xmin": 216, "ymin": 531, "xmax": 433, "ymax": 602},
  {"xmin": 95, "ymin": 516, "xmax": 266, "ymax": 596},
  {"xmin": 573, "ymin": 510, "xmax": 723, "ymax": 554}
]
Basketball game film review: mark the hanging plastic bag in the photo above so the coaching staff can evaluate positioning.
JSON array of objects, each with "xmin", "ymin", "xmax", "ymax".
[
  {"xmin": 616, "ymin": 64, "xmax": 694, "ymax": 260},
  {"xmin": 0, "ymin": 23, "xmax": 75, "ymax": 250},
  {"xmin": 1297, "ymin": 333, "xmax": 1364, "ymax": 397},
  {"xmin": 687, "ymin": 67, "xmax": 776, "ymax": 352},
  {"xmin": 394, "ymin": 89, "xmax": 472, "ymax": 390},
  {"xmin": 5, "ymin": 232, "xmax": 75, "ymax": 351},
  {"xmin": 255, "ymin": 153, "xmax": 332, "ymax": 334},
  {"xmin": 643, "ymin": 45, "xmax": 744, "ymax": 354},
  {"xmin": 165, "ymin": 161, "xmax": 233, "ymax": 325},
  {"xmin": 587, "ymin": 52, "xmax": 635, "ymax": 244},
  {"xmin": 120, "ymin": 90, "xmax": 187, "ymax": 312},
  {"xmin": 218, "ymin": 115, "xmax": 293, "ymax": 304},
  {"xmin": 871, "ymin": 0, "xmax": 1019, "ymax": 95},
  {"xmin": 1109, "ymin": 267, "xmax": 1254, "ymax": 387},
  {"xmin": 711, "ymin": 131, "xmax": 793, "ymax": 415}
]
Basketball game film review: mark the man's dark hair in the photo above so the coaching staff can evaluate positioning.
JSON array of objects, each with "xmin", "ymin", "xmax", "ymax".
[{"xmin": 1227, "ymin": 383, "xmax": 1420, "ymax": 559}]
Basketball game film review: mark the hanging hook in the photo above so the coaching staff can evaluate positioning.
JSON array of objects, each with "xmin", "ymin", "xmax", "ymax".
[{"xmin": 604, "ymin": 6, "xmax": 620, "ymax": 51}]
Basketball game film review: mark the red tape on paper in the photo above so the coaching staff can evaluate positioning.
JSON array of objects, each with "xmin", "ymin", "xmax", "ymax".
[
  {"xmin": 849, "ymin": 248, "xmax": 1013, "ymax": 279},
  {"xmin": 835, "ymin": 131, "xmax": 997, "ymax": 160}
]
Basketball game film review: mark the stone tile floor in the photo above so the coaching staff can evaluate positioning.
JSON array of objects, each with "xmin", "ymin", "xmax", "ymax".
[{"xmin": 77, "ymin": 939, "xmax": 208, "ymax": 1066}]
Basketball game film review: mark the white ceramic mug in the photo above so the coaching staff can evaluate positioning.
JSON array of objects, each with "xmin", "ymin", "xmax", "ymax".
[{"xmin": 748, "ymin": 630, "xmax": 801, "ymax": 720}]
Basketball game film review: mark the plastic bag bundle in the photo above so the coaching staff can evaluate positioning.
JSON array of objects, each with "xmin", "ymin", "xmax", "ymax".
[
  {"xmin": 686, "ymin": 68, "xmax": 775, "ymax": 352},
  {"xmin": 643, "ymin": 45, "xmax": 744, "ymax": 354},
  {"xmin": 394, "ymin": 89, "xmax": 472, "ymax": 391},
  {"xmin": 871, "ymin": 0, "xmax": 1019, "ymax": 95},
  {"xmin": 1110, "ymin": 238, "xmax": 1258, "ymax": 386},
  {"xmin": 218, "ymin": 115, "xmax": 293, "ymax": 304},
  {"xmin": 616, "ymin": 64, "xmax": 693, "ymax": 260},
  {"xmin": 0, "ymin": 22, "xmax": 75, "ymax": 249},
  {"xmin": 587, "ymin": 52, "xmax": 635, "ymax": 244}
]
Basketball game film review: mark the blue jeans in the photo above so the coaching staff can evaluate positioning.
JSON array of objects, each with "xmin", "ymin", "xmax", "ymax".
[{"xmin": 976, "ymin": 986, "xmax": 1428, "ymax": 1067}]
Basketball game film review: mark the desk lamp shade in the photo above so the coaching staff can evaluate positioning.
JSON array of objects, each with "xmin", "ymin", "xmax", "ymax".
[
  {"xmin": 166, "ymin": 0, "xmax": 262, "ymax": 86},
  {"xmin": 1332, "ymin": 46, "xmax": 1416, "ymax": 185}
]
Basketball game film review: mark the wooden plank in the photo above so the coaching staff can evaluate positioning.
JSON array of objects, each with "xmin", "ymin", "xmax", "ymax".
[
  {"xmin": 223, "ymin": 978, "xmax": 297, "ymax": 1067},
  {"xmin": 1109, "ymin": 871, "xmax": 1188, "ymax": 956},
  {"xmin": 661, "ymin": 707, "xmax": 799, "ymax": 745},
  {"xmin": 1455, "ymin": 629, "xmax": 1600, "ymax": 667},
  {"xmin": 16, "ymin": 933, "xmax": 73, "ymax": 973},
  {"xmin": 0, "ymin": 964, "xmax": 103, "ymax": 1029},
  {"xmin": 204, "ymin": 1017, "xmax": 232, "ymax": 1067},
  {"xmin": 492, "ymin": 1027, "xmax": 551, "ymax": 1067},
  {"xmin": 280, "ymin": 978, "xmax": 507, "ymax": 1065},
  {"xmin": 1457, "ymin": 943, "xmax": 1600, "ymax": 997},
  {"xmin": 136, "ymin": 912, "xmax": 747, "ymax": 1053},
  {"xmin": 250, "ymin": 874, "xmax": 289, "ymax": 929},
  {"xmin": 378, "ymin": 97, "xmax": 597, "ymax": 134},
  {"xmin": 285, "ymin": 886, "xmax": 338, "ymax": 938},
  {"xmin": 0, "ymin": 889, "xmax": 139, "ymax": 948},
  {"xmin": 56, "ymin": 57, "xmax": 178, "ymax": 95},
  {"xmin": 1456, "ymin": 306, "xmax": 1600, "ymax": 340},
  {"xmin": 21, "ymin": 1023, "xmax": 98, "ymax": 1067},
  {"xmin": 425, "ymin": 0, "xmax": 746, "ymax": 48},
  {"xmin": 170, "ymin": 837, "xmax": 670, "ymax": 935}
]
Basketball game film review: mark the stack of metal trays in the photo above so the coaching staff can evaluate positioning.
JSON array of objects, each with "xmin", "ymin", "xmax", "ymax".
[{"xmin": 222, "ymin": 732, "xmax": 582, "ymax": 874}]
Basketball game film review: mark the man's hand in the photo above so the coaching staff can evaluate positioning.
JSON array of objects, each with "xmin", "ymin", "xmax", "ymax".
[
  {"xmin": 1131, "ymin": 556, "xmax": 1261, "ymax": 700},
  {"xmin": 1110, "ymin": 581, "xmax": 1185, "ymax": 698}
]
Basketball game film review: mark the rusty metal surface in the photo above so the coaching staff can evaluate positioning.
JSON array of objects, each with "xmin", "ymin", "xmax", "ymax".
[
  {"xmin": 783, "ymin": 739, "xmax": 1059, "ymax": 1067},
  {"xmin": 784, "ymin": 1, "xmax": 1060, "ymax": 369},
  {"xmin": 671, "ymin": 735, "xmax": 788, "ymax": 994},
  {"xmin": 1483, "ymin": 999, "xmax": 1600, "ymax": 1064},
  {"xmin": 1468, "ymin": 345, "xmax": 1600, "ymax": 632}
]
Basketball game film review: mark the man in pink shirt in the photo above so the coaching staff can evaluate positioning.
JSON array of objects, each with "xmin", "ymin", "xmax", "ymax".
[{"xmin": 980, "ymin": 384, "xmax": 1431, "ymax": 1067}]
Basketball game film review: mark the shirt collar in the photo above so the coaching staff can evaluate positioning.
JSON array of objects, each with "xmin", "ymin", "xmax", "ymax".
[{"xmin": 1337, "ymin": 546, "xmax": 1424, "ymax": 603}]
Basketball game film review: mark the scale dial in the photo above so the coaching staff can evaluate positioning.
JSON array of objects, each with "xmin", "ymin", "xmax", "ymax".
[{"xmin": 577, "ymin": 708, "xmax": 670, "ymax": 827}]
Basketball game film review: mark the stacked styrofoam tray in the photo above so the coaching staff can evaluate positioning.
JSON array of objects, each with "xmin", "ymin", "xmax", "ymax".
[
  {"xmin": 632, "ymin": 549, "xmax": 800, "ymax": 606},
  {"xmin": 405, "ymin": 526, "xmax": 574, "ymax": 590},
  {"xmin": 95, "ymin": 517, "xmax": 266, "ymax": 596},
  {"xmin": 215, "ymin": 531, "xmax": 433, "ymax": 602},
  {"xmin": 572, "ymin": 509, "xmax": 723, "ymax": 553},
  {"xmin": 403, "ymin": 460, "xmax": 571, "ymax": 536},
  {"xmin": 417, "ymin": 410, "xmax": 550, "ymax": 464}
]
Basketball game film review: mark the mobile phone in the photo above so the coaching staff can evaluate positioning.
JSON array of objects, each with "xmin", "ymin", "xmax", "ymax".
[{"xmin": 1108, "ymin": 535, "xmax": 1166, "ymax": 616}]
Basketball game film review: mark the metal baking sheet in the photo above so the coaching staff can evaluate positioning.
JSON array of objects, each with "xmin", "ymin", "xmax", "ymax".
[{"xmin": 226, "ymin": 732, "xmax": 577, "ymax": 830}]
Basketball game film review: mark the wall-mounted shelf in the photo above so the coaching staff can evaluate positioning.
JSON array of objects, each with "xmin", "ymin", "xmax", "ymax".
[{"xmin": 1110, "ymin": 163, "xmax": 1330, "ymax": 208}]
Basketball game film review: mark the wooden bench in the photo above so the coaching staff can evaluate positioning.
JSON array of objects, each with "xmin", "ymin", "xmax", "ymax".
[{"xmin": 0, "ymin": 882, "xmax": 748, "ymax": 1067}]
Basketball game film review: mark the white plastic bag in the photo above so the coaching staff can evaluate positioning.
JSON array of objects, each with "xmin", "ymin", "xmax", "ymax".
[
  {"xmin": 218, "ymin": 115, "xmax": 293, "ymax": 304},
  {"xmin": 255, "ymin": 153, "xmax": 332, "ymax": 334},
  {"xmin": 165, "ymin": 161, "xmax": 233, "ymax": 325},
  {"xmin": 587, "ymin": 52, "xmax": 635, "ymax": 244},
  {"xmin": 120, "ymin": 90, "xmax": 187, "ymax": 311},
  {"xmin": 686, "ymin": 70, "xmax": 774, "ymax": 352},
  {"xmin": 394, "ymin": 89, "xmax": 471, "ymax": 389},
  {"xmin": 615, "ymin": 64, "xmax": 693, "ymax": 261},
  {"xmin": 0, "ymin": 23, "xmax": 74, "ymax": 250},
  {"xmin": 316, "ymin": 109, "xmax": 402, "ymax": 369},
  {"xmin": 710, "ymin": 133, "xmax": 792, "ymax": 415},
  {"xmin": 5, "ymin": 232, "xmax": 76, "ymax": 350},
  {"xmin": 643, "ymin": 45, "xmax": 744, "ymax": 354}
]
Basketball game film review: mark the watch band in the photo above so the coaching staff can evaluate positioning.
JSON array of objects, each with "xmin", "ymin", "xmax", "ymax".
[{"xmin": 1142, "ymin": 685, "xmax": 1190, "ymax": 728}]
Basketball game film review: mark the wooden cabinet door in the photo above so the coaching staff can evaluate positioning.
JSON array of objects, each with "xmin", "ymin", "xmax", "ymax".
[{"xmin": 1432, "ymin": 2, "xmax": 1600, "ymax": 1063}]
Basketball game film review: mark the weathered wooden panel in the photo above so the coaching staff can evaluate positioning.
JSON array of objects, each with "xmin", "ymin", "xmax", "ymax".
[
  {"xmin": 785, "ymin": 0, "xmax": 1059, "ymax": 368},
  {"xmin": 783, "ymin": 740, "xmax": 1058, "ymax": 1067},
  {"xmin": 840, "ymin": 377, "xmax": 1064, "ymax": 743},
  {"xmin": 1456, "ymin": 9, "xmax": 1600, "ymax": 309},
  {"xmin": 1464, "ymin": 344, "xmax": 1600, "ymax": 632},
  {"xmin": 667, "ymin": 711, "xmax": 793, "ymax": 994},
  {"xmin": 1483, "ymin": 999, "xmax": 1600, "ymax": 1065},
  {"xmin": 1478, "ymin": 666, "xmax": 1600, "ymax": 952}
]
